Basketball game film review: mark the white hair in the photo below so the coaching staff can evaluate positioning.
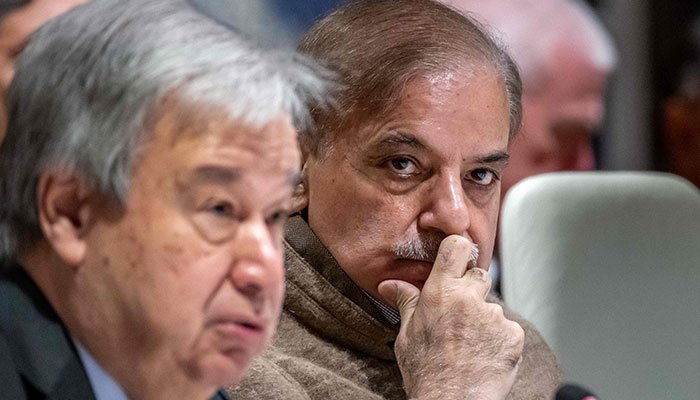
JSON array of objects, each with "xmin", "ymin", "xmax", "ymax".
[
  {"xmin": 0, "ymin": 0, "xmax": 332, "ymax": 259},
  {"xmin": 444, "ymin": 0, "xmax": 617, "ymax": 86}
]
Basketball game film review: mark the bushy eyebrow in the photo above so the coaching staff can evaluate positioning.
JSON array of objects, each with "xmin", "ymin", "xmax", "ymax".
[
  {"xmin": 184, "ymin": 166, "xmax": 300, "ymax": 186},
  {"xmin": 366, "ymin": 131, "xmax": 509, "ymax": 167},
  {"xmin": 189, "ymin": 165, "xmax": 241, "ymax": 184},
  {"xmin": 471, "ymin": 151, "xmax": 510, "ymax": 165},
  {"xmin": 374, "ymin": 132, "xmax": 427, "ymax": 150}
]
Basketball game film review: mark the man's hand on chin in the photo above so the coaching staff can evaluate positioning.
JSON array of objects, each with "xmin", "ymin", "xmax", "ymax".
[{"xmin": 378, "ymin": 235, "xmax": 524, "ymax": 400}]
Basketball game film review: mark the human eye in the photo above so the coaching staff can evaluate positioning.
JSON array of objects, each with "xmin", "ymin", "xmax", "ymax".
[
  {"xmin": 466, "ymin": 168, "xmax": 498, "ymax": 187},
  {"xmin": 204, "ymin": 199, "xmax": 235, "ymax": 219},
  {"xmin": 386, "ymin": 156, "xmax": 420, "ymax": 177},
  {"xmin": 265, "ymin": 209, "xmax": 289, "ymax": 227},
  {"xmin": 188, "ymin": 196, "xmax": 240, "ymax": 244}
]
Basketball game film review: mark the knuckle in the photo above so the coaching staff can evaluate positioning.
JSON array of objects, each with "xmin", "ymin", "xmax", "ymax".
[
  {"xmin": 486, "ymin": 302, "xmax": 504, "ymax": 317},
  {"xmin": 465, "ymin": 267, "xmax": 489, "ymax": 283},
  {"xmin": 507, "ymin": 320, "xmax": 525, "ymax": 345},
  {"xmin": 515, "ymin": 325, "xmax": 525, "ymax": 344},
  {"xmin": 507, "ymin": 354, "xmax": 522, "ymax": 369}
]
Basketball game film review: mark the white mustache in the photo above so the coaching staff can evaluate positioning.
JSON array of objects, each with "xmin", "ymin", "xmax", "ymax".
[{"xmin": 392, "ymin": 235, "xmax": 479, "ymax": 268}]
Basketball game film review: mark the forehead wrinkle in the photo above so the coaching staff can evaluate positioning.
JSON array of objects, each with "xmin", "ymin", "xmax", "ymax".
[
  {"xmin": 176, "ymin": 165, "xmax": 298, "ymax": 210},
  {"xmin": 185, "ymin": 165, "xmax": 241, "ymax": 186}
]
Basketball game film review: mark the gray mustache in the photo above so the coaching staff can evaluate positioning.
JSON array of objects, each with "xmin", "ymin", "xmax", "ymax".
[{"xmin": 392, "ymin": 233, "xmax": 479, "ymax": 267}]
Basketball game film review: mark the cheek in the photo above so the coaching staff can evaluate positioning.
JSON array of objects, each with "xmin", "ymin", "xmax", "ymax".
[
  {"xmin": 129, "ymin": 198, "xmax": 212, "ymax": 275},
  {"xmin": 134, "ymin": 237, "xmax": 226, "ymax": 331},
  {"xmin": 90, "ymin": 229, "xmax": 219, "ymax": 349},
  {"xmin": 311, "ymin": 180, "xmax": 408, "ymax": 250},
  {"xmin": 470, "ymin": 203, "xmax": 499, "ymax": 265}
]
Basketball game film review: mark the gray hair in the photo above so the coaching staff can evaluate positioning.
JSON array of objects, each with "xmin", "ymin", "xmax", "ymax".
[
  {"xmin": 445, "ymin": 0, "xmax": 617, "ymax": 89},
  {"xmin": 298, "ymin": 0, "xmax": 522, "ymax": 156},
  {"xmin": 0, "ymin": 0, "xmax": 332, "ymax": 259}
]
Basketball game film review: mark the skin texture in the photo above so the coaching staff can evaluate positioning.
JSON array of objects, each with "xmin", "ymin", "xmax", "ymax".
[
  {"xmin": 0, "ymin": 0, "xmax": 88, "ymax": 141},
  {"xmin": 379, "ymin": 236, "xmax": 523, "ymax": 399},
  {"xmin": 302, "ymin": 69, "xmax": 510, "ymax": 301},
  {"xmin": 500, "ymin": 36, "xmax": 609, "ymax": 202},
  {"xmin": 298, "ymin": 68, "xmax": 524, "ymax": 398},
  {"xmin": 26, "ymin": 108, "xmax": 300, "ymax": 399}
]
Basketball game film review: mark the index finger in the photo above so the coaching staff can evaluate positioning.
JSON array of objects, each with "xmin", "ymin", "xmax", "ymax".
[
  {"xmin": 462, "ymin": 266, "xmax": 492, "ymax": 300},
  {"xmin": 426, "ymin": 235, "xmax": 475, "ymax": 282}
]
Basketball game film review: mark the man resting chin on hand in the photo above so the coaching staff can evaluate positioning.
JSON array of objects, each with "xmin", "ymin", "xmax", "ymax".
[{"xmin": 228, "ymin": 1, "xmax": 563, "ymax": 399}]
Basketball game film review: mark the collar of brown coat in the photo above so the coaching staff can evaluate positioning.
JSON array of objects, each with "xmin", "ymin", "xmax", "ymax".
[{"xmin": 282, "ymin": 215, "xmax": 399, "ymax": 360}]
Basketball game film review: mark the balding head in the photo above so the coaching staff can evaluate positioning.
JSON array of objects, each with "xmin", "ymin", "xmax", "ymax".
[{"xmin": 444, "ymin": 0, "xmax": 616, "ymax": 89}]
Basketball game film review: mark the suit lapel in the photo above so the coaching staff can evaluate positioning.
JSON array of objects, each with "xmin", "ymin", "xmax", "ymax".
[
  {"xmin": 46, "ymin": 350, "xmax": 96, "ymax": 400},
  {"xmin": 2, "ymin": 260, "xmax": 236, "ymax": 400},
  {"xmin": 0, "ymin": 261, "xmax": 95, "ymax": 399}
]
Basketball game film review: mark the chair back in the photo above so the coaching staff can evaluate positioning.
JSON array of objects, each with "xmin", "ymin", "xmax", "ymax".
[{"xmin": 500, "ymin": 172, "xmax": 700, "ymax": 400}]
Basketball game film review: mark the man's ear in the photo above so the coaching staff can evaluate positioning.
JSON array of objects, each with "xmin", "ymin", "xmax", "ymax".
[
  {"xmin": 291, "ymin": 151, "xmax": 311, "ymax": 213},
  {"xmin": 36, "ymin": 173, "xmax": 94, "ymax": 266}
]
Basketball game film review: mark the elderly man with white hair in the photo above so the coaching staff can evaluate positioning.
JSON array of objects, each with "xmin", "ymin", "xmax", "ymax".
[{"xmin": 0, "ymin": 0, "xmax": 329, "ymax": 399}]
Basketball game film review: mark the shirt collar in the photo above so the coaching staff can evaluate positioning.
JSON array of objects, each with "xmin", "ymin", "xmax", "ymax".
[
  {"xmin": 73, "ymin": 340, "xmax": 129, "ymax": 400},
  {"xmin": 363, "ymin": 290, "xmax": 401, "ymax": 325}
]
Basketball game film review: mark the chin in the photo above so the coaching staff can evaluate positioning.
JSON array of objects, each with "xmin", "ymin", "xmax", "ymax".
[{"xmin": 191, "ymin": 351, "xmax": 254, "ymax": 389}]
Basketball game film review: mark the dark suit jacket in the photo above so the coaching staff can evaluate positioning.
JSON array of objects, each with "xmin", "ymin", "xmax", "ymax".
[{"xmin": 0, "ymin": 259, "xmax": 231, "ymax": 400}]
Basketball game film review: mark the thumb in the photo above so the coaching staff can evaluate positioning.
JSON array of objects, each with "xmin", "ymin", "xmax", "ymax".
[{"xmin": 377, "ymin": 279, "xmax": 420, "ymax": 324}]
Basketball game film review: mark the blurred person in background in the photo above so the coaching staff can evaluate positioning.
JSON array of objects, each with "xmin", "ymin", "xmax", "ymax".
[
  {"xmin": 663, "ymin": 16, "xmax": 700, "ymax": 188},
  {"xmin": 0, "ymin": 0, "xmax": 329, "ymax": 398},
  {"xmin": 443, "ymin": 0, "xmax": 617, "ymax": 292},
  {"xmin": 0, "ymin": 0, "xmax": 88, "ymax": 141}
]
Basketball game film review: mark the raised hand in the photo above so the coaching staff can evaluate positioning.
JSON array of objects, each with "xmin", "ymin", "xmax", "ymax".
[{"xmin": 378, "ymin": 235, "xmax": 523, "ymax": 400}]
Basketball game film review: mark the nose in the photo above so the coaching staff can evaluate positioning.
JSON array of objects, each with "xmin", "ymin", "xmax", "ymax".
[
  {"xmin": 230, "ymin": 217, "xmax": 284, "ymax": 308},
  {"xmin": 417, "ymin": 172, "xmax": 470, "ymax": 236}
]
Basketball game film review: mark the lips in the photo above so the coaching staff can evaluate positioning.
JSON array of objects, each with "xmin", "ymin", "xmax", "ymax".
[
  {"xmin": 389, "ymin": 258, "xmax": 434, "ymax": 289},
  {"xmin": 208, "ymin": 315, "xmax": 268, "ymax": 346}
]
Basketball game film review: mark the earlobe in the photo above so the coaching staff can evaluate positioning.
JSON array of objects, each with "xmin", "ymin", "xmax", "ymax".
[{"xmin": 37, "ymin": 174, "xmax": 92, "ymax": 266}]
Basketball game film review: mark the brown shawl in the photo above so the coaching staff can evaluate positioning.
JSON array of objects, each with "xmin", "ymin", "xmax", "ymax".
[{"xmin": 228, "ymin": 216, "xmax": 563, "ymax": 399}]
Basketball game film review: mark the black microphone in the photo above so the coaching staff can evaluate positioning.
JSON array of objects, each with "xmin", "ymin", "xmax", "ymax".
[{"xmin": 555, "ymin": 384, "xmax": 599, "ymax": 400}]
